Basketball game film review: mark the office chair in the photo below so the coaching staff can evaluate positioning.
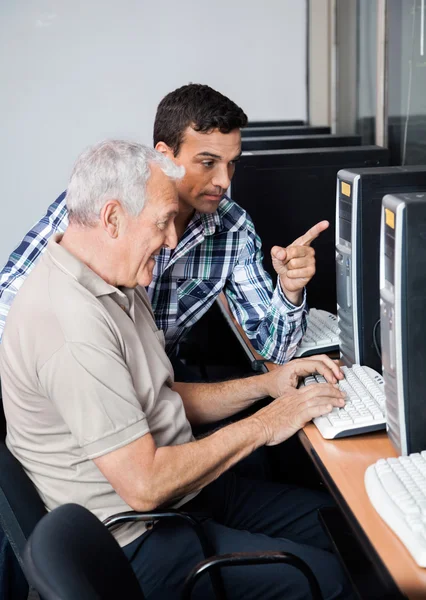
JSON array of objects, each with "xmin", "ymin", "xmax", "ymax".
[
  {"xmin": 24, "ymin": 503, "xmax": 323, "ymax": 600},
  {"xmin": 0, "ymin": 438, "xmax": 227, "ymax": 598},
  {"xmin": 23, "ymin": 503, "xmax": 145, "ymax": 600}
]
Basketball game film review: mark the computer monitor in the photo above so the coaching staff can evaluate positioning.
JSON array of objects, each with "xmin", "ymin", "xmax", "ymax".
[
  {"xmin": 336, "ymin": 166, "xmax": 426, "ymax": 372},
  {"xmin": 241, "ymin": 126, "xmax": 331, "ymax": 138},
  {"xmin": 248, "ymin": 120, "xmax": 306, "ymax": 127},
  {"xmin": 231, "ymin": 146, "xmax": 389, "ymax": 313},
  {"xmin": 242, "ymin": 134, "xmax": 362, "ymax": 152},
  {"xmin": 380, "ymin": 192, "xmax": 426, "ymax": 455}
]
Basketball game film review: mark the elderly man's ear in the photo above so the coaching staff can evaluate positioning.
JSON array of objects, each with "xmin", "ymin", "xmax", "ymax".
[{"xmin": 100, "ymin": 200, "xmax": 124, "ymax": 239}]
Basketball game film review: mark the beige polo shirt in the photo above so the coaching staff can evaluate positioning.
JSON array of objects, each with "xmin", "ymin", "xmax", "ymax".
[{"xmin": 0, "ymin": 236, "xmax": 197, "ymax": 546}]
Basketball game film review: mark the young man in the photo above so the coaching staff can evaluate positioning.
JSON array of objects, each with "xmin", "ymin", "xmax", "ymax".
[
  {"xmin": 1, "ymin": 140, "xmax": 354, "ymax": 599},
  {"xmin": 0, "ymin": 84, "xmax": 328, "ymax": 364}
]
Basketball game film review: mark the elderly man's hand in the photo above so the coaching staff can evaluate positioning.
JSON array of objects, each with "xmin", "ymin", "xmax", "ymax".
[
  {"xmin": 271, "ymin": 220, "xmax": 329, "ymax": 306},
  {"xmin": 264, "ymin": 355, "xmax": 344, "ymax": 399},
  {"xmin": 253, "ymin": 382, "xmax": 346, "ymax": 446}
]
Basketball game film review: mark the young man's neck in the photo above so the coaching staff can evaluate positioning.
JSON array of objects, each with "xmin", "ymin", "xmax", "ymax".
[{"xmin": 175, "ymin": 201, "xmax": 195, "ymax": 240}]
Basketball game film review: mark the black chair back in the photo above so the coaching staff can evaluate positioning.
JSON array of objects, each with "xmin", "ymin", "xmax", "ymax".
[
  {"xmin": 0, "ymin": 442, "xmax": 47, "ymax": 562},
  {"xmin": 23, "ymin": 503, "xmax": 145, "ymax": 600},
  {"xmin": 0, "ymin": 387, "xmax": 47, "ymax": 600}
]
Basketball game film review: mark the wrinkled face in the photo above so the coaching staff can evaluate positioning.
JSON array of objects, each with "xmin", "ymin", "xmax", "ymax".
[
  {"xmin": 121, "ymin": 166, "xmax": 179, "ymax": 287},
  {"xmin": 157, "ymin": 127, "xmax": 241, "ymax": 214}
]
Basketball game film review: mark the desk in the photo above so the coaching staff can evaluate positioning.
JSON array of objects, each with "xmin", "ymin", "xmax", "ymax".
[{"xmin": 216, "ymin": 293, "xmax": 426, "ymax": 599}]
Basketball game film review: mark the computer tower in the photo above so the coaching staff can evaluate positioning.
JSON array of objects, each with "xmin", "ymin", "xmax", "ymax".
[
  {"xmin": 242, "ymin": 134, "xmax": 362, "ymax": 152},
  {"xmin": 380, "ymin": 192, "xmax": 426, "ymax": 455},
  {"xmin": 241, "ymin": 126, "xmax": 331, "ymax": 138},
  {"xmin": 248, "ymin": 120, "xmax": 305, "ymax": 127},
  {"xmin": 231, "ymin": 146, "xmax": 389, "ymax": 313},
  {"xmin": 336, "ymin": 166, "xmax": 426, "ymax": 372}
]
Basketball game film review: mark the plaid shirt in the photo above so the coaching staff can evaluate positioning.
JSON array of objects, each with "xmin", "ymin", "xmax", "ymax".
[{"xmin": 0, "ymin": 193, "xmax": 307, "ymax": 363}]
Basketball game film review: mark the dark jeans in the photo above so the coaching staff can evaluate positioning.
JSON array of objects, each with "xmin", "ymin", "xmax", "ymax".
[
  {"xmin": 122, "ymin": 472, "xmax": 356, "ymax": 600},
  {"xmin": 0, "ymin": 531, "xmax": 27, "ymax": 600}
]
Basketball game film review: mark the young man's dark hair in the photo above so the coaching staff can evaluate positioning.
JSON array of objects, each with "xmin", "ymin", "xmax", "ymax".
[{"xmin": 153, "ymin": 83, "xmax": 248, "ymax": 156}]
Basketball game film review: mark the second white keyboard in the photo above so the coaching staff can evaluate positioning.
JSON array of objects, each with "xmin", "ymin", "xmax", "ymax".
[
  {"xmin": 365, "ymin": 453, "xmax": 426, "ymax": 567},
  {"xmin": 294, "ymin": 309, "xmax": 339, "ymax": 357},
  {"xmin": 301, "ymin": 364, "xmax": 386, "ymax": 439}
]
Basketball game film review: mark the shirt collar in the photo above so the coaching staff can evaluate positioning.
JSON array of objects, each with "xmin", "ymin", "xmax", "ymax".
[
  {"xmin": 190, "ymin": 203, "xmax": 223, "ymax": 237},
  {"xmin": 46, "ymin": 235, "xmax": 133, "ymax": 310}
]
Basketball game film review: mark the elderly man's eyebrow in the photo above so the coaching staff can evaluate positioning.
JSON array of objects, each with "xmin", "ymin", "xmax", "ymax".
[{"xmin": 160, "ymin": 209, "xmax": 179, "ymax": 219}]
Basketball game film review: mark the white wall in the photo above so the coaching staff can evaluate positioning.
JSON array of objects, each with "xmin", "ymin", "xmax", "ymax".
[{"xmin": 0, "ymin": 0, "xmax": 307, "ymax": 266}]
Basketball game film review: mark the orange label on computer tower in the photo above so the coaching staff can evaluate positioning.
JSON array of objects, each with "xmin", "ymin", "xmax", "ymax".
[
  {"xmin": 385, "ymin": 208, "xmax": 395, "ymax": 229},
  {"xmin": 341, "ymin": 182, "xmax": 351, "ymax": 197}
]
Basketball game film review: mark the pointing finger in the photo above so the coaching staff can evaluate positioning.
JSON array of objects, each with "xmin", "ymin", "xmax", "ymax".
[{"xmin": 291, "ymin": 220, "xmax": 329, "ymax": 247}]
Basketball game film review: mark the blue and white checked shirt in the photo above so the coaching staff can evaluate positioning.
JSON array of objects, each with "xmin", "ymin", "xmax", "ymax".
[{"xmin": 0, "ymin": 193, "xmax": 307, "ymax": 363}]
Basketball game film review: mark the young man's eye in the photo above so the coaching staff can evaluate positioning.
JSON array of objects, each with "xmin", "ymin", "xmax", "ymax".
[{"xmin": 202, "ymin": 160, "xmax": 214, "ymax": 168}]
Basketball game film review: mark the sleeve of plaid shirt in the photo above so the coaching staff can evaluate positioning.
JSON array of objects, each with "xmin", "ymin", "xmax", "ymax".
[
  {"xmin": 0, "ymin": 193, "xmax": 68, "ymax": 343},
  {"xmin": 224, "ymin": 216, "xmax": 308, "ymax": 364}
]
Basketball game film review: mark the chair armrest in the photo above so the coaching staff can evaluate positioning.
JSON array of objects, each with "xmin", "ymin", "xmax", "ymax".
[
  {"xmin": 103, "ymin": 510, "xmax": 226, "ymax": 599},
  {"xmin": 181, "ymin": 551, "xmax": 323, "ymax": 600}
]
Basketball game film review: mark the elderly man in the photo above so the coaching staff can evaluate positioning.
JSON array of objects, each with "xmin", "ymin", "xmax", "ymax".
[
  {"xmin": 0, "ymin": 140, "xmax": 355, "ymax": 599},
  {"xmin": 0, "ymin": 84, "xmax": 327, "ymax": 369}
]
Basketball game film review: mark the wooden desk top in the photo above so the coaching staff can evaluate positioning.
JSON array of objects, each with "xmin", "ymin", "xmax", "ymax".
[
  {"xmin": 299, "ymin": 426, "xmax": 426, "ymax": 599},
  {"xmin": 216, "ymin": 293, "xmax": 426, "ymax": 599}
]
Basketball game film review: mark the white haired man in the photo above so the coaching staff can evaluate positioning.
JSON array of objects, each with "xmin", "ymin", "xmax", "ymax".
[{"xmin": 0, "ymin": 141, "xmax": 355, "ymax": 599}]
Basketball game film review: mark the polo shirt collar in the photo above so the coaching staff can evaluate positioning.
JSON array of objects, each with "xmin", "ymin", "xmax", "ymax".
[{"xmin": 46, "ymin": 235, "xmax": 126, "ymax": 302}]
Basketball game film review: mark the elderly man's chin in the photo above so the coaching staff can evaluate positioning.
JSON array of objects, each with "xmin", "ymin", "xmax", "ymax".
[{"xmin": 138, "ymin": 258, "xmax": 156, "ymax": 287}]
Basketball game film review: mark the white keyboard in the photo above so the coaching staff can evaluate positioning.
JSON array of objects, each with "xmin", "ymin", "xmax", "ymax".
[
  {"xmin": 294, "ymin": 309, "xmax": 339, "ymax": 357},
  {"xmin": 365, "ymin": 453, "xmax": 426, "ymax": 567},
  {"xmin": 301, "ymin": 364, "xmax": 386, "ymax": 439}
]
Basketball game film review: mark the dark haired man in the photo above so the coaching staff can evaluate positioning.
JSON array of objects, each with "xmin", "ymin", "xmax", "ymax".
[{"xmin": 0, "ymin": 84, "xmax": 327, "ymax": 367}]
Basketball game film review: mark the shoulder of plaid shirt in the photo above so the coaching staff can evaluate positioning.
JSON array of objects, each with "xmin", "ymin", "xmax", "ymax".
[{"xmin": 0, "ymin": 192, "xmax": 307, "ymax": 363}]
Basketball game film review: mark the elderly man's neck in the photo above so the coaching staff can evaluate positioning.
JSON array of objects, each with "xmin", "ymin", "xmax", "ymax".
[{"xmin": 60, "ymin": 226, "xmax": 120, "ymax": 287}]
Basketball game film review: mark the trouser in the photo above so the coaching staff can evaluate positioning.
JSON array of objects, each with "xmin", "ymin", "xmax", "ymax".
[
  {"xmin": 0, "ymin": 530, "xmax": 28, "ymax": 600},
  {"xmin": 122, "ymin": 472, "xmax": 356, "ymax": 600}
]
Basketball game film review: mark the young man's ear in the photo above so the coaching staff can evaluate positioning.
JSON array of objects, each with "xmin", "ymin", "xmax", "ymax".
[{"xmin": 155, "ymin": 141, "xmax": 174, "ymax": 158}]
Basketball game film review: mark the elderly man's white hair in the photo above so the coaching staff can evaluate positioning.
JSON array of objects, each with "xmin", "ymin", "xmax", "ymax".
[{"xmin": 65, "ymin": 140, "xmax": 185, "ymax": 225}]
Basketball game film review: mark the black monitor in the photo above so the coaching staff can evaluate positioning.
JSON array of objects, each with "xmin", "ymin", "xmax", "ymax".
[
  {"xmin": 242, "ymin": 134, "xmax": 362, "ymax": 152},
  {"xmin": 231, "ymin": 146, "xmax": 389, "ymax": 314},
  {"xmin": 380, "ymin": 192, "xmax": 426, "ymax": 455},
  {"xmin": 336, "ymin": 166, "xmax": 426, "ymax": 373},
  {"xmin": 242, "ymin": 126, "xmax": 331, "ymax": 138},
  {"xmin": 247, "ymin": 120, "xmax": 306, "ymax": 127}
]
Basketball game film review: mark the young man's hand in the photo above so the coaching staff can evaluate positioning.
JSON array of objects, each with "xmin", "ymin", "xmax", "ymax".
[{"xmin": 271, "ymin": 220, "xmax": 329, "ymax": 305}]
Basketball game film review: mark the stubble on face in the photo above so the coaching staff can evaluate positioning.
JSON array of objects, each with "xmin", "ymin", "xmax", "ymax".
[{"xmin": 168, "ymin": 127, "xmax": 242, "ymax": 217}]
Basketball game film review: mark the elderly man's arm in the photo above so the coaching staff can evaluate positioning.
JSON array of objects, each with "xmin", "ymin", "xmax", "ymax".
[
  {"xmin": 173, "ymin": 354, "xmax": 343, "ymax": 425},
  {"xmin": 39, "ymin": 340, "xmax": 343, "ymax": 517},
  {"xmin": 94, "ymin": 380, "xmax": 345, "ymax": 513}
]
